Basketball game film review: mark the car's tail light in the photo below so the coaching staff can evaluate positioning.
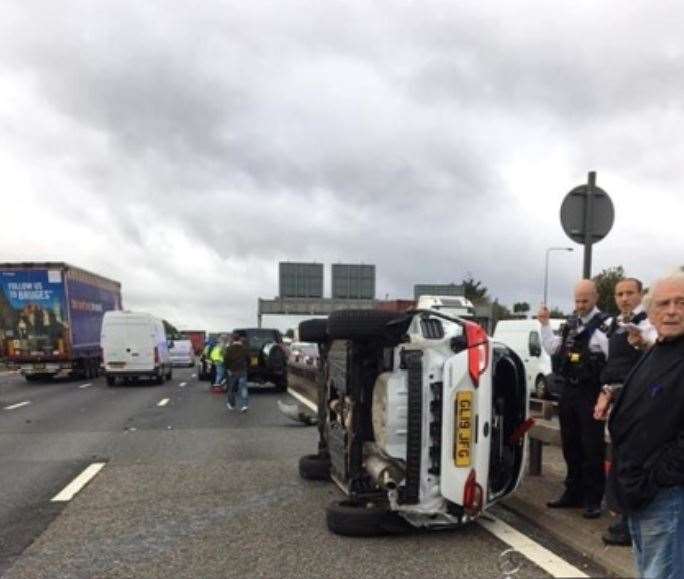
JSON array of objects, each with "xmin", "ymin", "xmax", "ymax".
[
  {"xmin": 464, "ymin": 322, "xmax": 488, "ymax": 388},
  {"xmin": 154, "ymin": 346, "xmax": 160, "ymax": 365},
  {"xmin": 463, "ymin": 468, "xmax": 484, "ymax": 515}
]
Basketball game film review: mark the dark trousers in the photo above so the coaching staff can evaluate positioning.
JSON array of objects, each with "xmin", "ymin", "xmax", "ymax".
[{"xmin": 558, "ymin": 383, "xmax": 606, "ymax": 505}]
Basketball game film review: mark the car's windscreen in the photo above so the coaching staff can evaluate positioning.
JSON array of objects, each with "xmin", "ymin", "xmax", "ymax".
[{"xmin": 243, "ymin": 330, "xmax": 278, "ymax": 349}]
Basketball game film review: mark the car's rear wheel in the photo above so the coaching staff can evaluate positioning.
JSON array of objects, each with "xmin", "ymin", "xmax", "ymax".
[
  {"xmin": 155, "ymin": 370, "xmax": 165, "ymax": 385},
  {"xmin": 298, "ymin": 454, "xmax": 331, "ymax": 481},
  {"xmin": 327, "ymin": 310, "xmax": 409, "ymax": 342},
  {"xmin": 299, "ymin": 318, "xmax": 328, "ymax": 343},
  {"xmin": 534, "ymin": 375, "xmax": 548, "ymax": 399},
  {"xmin": 325, "ymin": 499, "xmax": 410, "ymax": 536},
  {"xmin": 106, "ymin": 375, "xmax": 116, "ymax": 387}
]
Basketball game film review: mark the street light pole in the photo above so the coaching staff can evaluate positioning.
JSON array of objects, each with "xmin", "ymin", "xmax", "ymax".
[{"xmin": 544, "ymin": 247, "xmax": 574, "ymax": 306}]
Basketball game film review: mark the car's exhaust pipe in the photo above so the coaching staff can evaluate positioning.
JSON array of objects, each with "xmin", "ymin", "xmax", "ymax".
[{"xmin": 364, "ymin": 453, "xmax": 405, "ymax": 491}]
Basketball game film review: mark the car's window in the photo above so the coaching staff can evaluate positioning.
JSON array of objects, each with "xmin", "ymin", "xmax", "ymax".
[{"xmin": 241, "ymin": 329, "xmax": 279, "ymax": 349}]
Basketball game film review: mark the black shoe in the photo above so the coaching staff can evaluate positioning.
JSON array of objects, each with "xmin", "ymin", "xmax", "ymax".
[
  {"xmin": 582, "ymin": 504, "xmax": 602, "ymax": 519},
  {"xmin": 602, "ymin": 520, "xmax": 632, "ymax": 546},
  {"xmin": 547, "ymin": 494, "xmax": 583, "ymax": 508}
]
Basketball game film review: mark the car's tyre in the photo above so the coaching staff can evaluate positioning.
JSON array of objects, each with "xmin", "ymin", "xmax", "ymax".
[
  {"xmin": 325, "ymin": 500, "xmax": 411, "ymax": 536},
  {"xmin": 274, "ymin": 374, "xmax": 288, "ymax": 392},
  {"xmin": 24, "ymin": 374, "xmax": 41, "ymax": 383},
  {"xmin": 166, "ymin": 367, "xmax": 173, "ymax": 381},
  {"xmin": 155, "ymin": 370, "xmax": 165, "ymax": 385},
  {"xmin": 534, "ymin": 376, "xmax": 548, "ymax": 399},
  {"xmin": 299, "ymin": 318, "xmax": 328, "ymax": 343},
  {"xmin": 327, "ymin": 309, "xmax": 410, "ymax": 342},
  {"xmin": 106, "ymin": 375, "xmax": 116, "ymax": 387},
  {"xmin": 298, "ymin": 454, "xmax": 331, "ymax": 481}
]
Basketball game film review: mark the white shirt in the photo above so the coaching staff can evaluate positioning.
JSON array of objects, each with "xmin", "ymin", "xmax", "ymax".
[
  {"xmin": 540, "ymin": 307, "xmax": 610, "ymax": 358},
  {"xmin": 616, "ymin": 304, "xmax": 657, "ymax": 346}
]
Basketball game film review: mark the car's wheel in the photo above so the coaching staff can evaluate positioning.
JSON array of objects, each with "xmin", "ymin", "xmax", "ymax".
[
  {"xmin": 327, "ymin": 309, "xmax": 409, "ymax": 342},
  {"xmin": 325, "ymin": 499, "xmax": 410, "ymax": 536},
  {"xmin": 24, "ymin": 374, "xmax": 41, "ymax": 383},
  {"xmin": 106, "ymin": 375, "xmax": 116, "ymax": 387},
  {"xmin": 166, "ymin": 367, "xmax": 173, "ymax": 380},
  {"xmin": 534, "ymin": 376, "xmax": 548, "ymax": 399},
  {"xmin": 274, "ymin": 374, "xmax": 288, "ymax": 392},
  {"xmin": 155, "ymin": 370, "xmax": 165, "ymax": 385},
  {"xmin": 298, "ymin": 454, "xmax": 331, "ymax": 481},
  {"xmin": 299, "ymin": 318, "xmax": 328, "ymax": 343}
]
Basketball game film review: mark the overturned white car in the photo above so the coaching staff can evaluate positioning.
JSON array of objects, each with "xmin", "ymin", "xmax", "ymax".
[{"xmin": 297, "ymin": 309, "xmax": 532, "ymax": 535}]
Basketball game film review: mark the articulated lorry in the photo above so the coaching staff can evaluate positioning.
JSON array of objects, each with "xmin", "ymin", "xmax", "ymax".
[{"xmin": 0, "ymin": 262, "xmax": 122, "ymax": 381}]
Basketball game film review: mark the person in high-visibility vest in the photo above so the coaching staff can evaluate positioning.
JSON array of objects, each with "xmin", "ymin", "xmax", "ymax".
[{"xmin": 210, "ymin": 337, "xmax": 227, "ymax": 387}]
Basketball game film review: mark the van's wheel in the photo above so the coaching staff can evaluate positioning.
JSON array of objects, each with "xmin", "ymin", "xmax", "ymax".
[
  {"xmin": 325, "ymin": 500, "xmax": 411, "ymax": 536},
  {"xmin": 534, "ymin": 376, "xmax": 548, "ymax": 399},
  {"xmin": 155, "ymin": 370, "xmax": 165, "ymax": 385},
  {"xmin": 299, "ymin": 318, "xmax": 328, "ymax": 343},
  {"xmin": 166, "ymin": 367, "xmax": 173, "ymax": 381},
  {"xmin": 327, "ymin": 310, "xmax": 410, "ymax": 342},
  {"xmin": 106, "ymin": 375, "xmax": 116, "ymax": 387},
  {"xmin": 298, "ymin": 454, "xmax": 331, "ymax": 481}
]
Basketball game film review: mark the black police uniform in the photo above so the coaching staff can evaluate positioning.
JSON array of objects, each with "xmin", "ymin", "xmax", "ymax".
[{"xmin": 552, "ymin": 312, "xmax": 609, "ymax": 511}]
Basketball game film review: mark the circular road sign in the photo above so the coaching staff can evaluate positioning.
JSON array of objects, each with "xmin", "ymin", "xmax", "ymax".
[{"xmin": 560, "ymin": 185, "xmax": 614, "ymax": 244}]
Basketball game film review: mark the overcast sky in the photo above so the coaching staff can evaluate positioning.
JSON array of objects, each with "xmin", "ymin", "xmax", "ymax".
[{"xmin": 1, "ymin": 1, "xmax": 683, "ymax": 331}]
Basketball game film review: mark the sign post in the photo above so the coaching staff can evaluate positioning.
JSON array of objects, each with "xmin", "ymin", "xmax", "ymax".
[{"xmin": 560, "ymin": 172, "xmax": 614, "ymax": 278}]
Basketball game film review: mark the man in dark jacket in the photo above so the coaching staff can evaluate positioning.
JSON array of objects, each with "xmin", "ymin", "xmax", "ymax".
[
  {"xmin": 224, "ymin": 334, "xmax": 251, "ymax": 412},
  {"xmin": 608, "ymin": 273, "xmax": 684, "ymax": 579}
]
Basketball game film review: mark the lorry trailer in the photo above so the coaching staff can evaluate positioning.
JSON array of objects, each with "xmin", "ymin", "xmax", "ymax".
[{"xmin": 0, "ymin": 262, "xmax": 122, "ymax": 381}]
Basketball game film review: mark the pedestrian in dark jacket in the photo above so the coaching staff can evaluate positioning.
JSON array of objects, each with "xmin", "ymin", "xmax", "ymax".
[
  {"xmin": 224, "ymin": 334, "xmax": 251, "ymax": 412},
  {"xmin": 608, "ymin": 272, "xmax": 684, "ymax": 579}
]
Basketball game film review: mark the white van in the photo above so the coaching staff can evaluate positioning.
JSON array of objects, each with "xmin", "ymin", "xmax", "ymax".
[
  {"xmin": 416, "ymin": 295, "xmax": 475, "ymax": 318},
  {"xmin": 493, "ymin": 318, "xmax": 563, "ymax": 399},
  {"xmin": 101, "ymin": 311, "xmax": 172, "ymax": 386}
]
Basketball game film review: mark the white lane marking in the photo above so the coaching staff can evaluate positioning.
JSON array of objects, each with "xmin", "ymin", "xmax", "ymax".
[
  {"xmin": 157, "ymin": 398, "xmax": 170, "ymax": 407},
  {"xmin": 51, "ymin": 463, "xmax": 106, "ymax": 502},
  {"xmin": 79, "ymin": 383, "xmax": 92, "ymax": 389},
  {"xmin": 179, "ymin": 382, "xmax": 187, "ymax": 388},
  {"xmin": 287, "ymin": 388, "xmax": 317, "ymax": 412},
  {"xmin": 478, "ymin": 515, "xmax": 589, "ymax": 578},
  {"xmin": 3, "ymin": 401, "xmax": 31, "ymax": 410}
]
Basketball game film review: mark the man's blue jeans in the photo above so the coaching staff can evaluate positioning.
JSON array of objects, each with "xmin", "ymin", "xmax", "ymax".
[
  {"xmin": 213, "ymin": 362, "xmax": 225, "ymax": 386},
  {"xmin": 228, "ymin": 371, "xmax": 248, "ymax": 408},
  {"xmin": 628, "ymin": 486, "xmax": 684, "ymax": 579}
]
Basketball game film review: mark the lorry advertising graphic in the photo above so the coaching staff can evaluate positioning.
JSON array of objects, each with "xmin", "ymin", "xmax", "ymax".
[{"xmin": 0, "ymin": 263, "xmax": 122, "ymax": 381}]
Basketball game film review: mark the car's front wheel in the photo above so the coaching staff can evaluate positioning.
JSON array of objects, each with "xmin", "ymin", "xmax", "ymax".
[
  {"xmin": 326, "ymin": 500, "xmax": 410, "ymax": 536},
  {"xmin": 298, "ymin": 454, "xmax": 331, "ymax": 481}
]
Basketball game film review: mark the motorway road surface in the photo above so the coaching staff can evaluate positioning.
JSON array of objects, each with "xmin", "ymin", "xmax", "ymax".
[{"xmin": 0, "ymin": 368, "xmax": 605, "ymax": 578}]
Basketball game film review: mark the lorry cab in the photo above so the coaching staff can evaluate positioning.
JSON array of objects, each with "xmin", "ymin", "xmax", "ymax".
[
  {"xmin": 493, "ymin": 318, "xmax": 563, "ymax": 399},
  {"xmin": 101, "ymin": 311, "xmax": 172, "ymax": 385}
]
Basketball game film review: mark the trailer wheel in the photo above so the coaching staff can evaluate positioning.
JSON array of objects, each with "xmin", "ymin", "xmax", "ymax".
[
  {"xmin": 325, "ymin": 500, "xmax": 411, "ymax": 536},
  {"xmin": 106, "ymin": 375, "xmax": 116, "ymax": 387}
]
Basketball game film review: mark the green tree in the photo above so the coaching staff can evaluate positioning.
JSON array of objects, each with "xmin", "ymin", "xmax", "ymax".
[
  {"xmin": 163, "ymin": 319, "xmax": 182, "ymax": 340},
  {"xmin": 592, "ymin": 266, "xmax": 625, "ymax": 315},
  {"xmin": 513, "ymin": 302, "xmax": 530, "ymax": 314},
  {"xmin": 462, "ymin": 275, "xmax": 489, "ymax": 305},
  {"xmin": 285, "ymin": 328, "xmax": 295, "ymax": 339},
  {"xmin": 549, "ymin": 307, "xmax": 567, "ymax": 318}
]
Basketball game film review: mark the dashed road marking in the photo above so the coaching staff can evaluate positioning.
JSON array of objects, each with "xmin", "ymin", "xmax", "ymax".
[
  {"xmin": 286, "ymin": 388, "xmax": 318, "ymax": 412},
  {"xmin": 478, "ymin": 515, "xmax": 589, "ymax": 578},
  {"xmin": 3, "ymin": 401, "xmax": 31, "ymax": 410},
  {"xmin": 158, "ymin": 398, "xmax": 170, "ymax": 407},
  {"xmin": 79, "ymin": 383, "xmax": 92, "ymax": 389},
  {"xmin": 51, "ymin": 463, "xmax": 106, "ymax": 502},
  {"xmin": 179, "ymin": 382, "xmax": 187, "ymax": 388}
]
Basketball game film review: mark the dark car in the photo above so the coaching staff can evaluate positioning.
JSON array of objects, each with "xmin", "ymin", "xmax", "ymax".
[{"xmin": 232, "ymin": 328, "xmax": 288, "ymax": 391}]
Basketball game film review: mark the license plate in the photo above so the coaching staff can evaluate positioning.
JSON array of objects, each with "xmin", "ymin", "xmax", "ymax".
[
  {"xmin": 454, "ymin": 391, "xmax": 474, "ymax": 467},
  {"xmin": 109, "ymin": 362, "xmax": 126, "ymax": 368},
  {"xmin": 251, "ymin": 356, "xmax": 258, "ymax": 366}
]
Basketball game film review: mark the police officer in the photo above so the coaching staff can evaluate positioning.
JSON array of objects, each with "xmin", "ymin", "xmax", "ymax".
[
  {"xmin": 538, "ymin": 279, "xmax": 610, "ymax": 519},
  {"xmin": 593, "ymin": 278, "xmax": 656, "ymax": 545}
]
